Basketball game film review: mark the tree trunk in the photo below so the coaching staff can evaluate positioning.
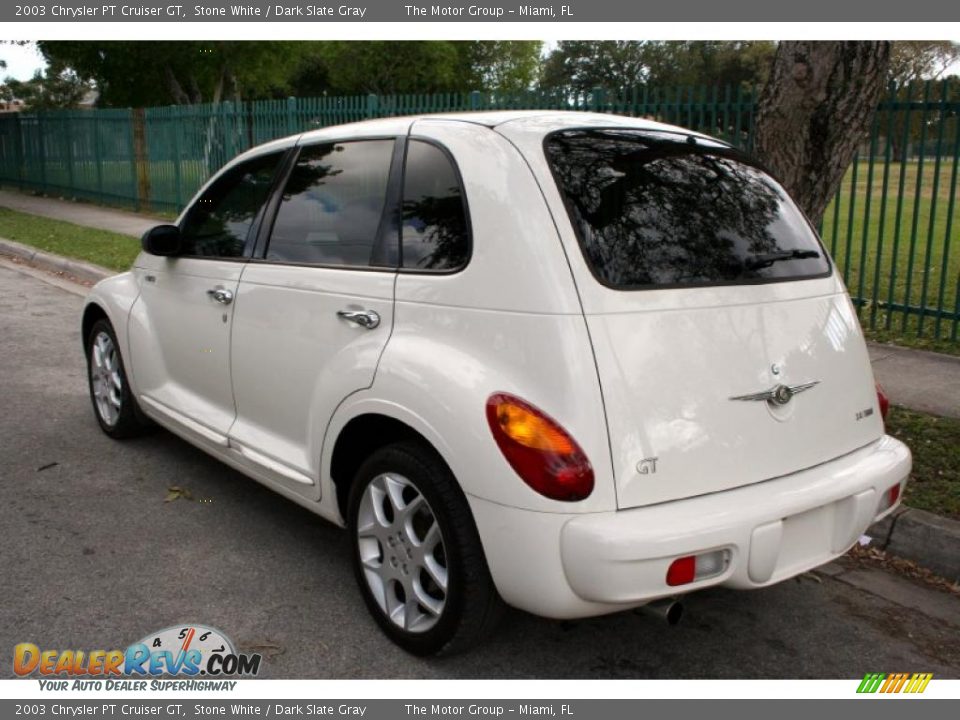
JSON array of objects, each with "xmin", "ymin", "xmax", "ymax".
[
  {"xmin": 163, "ymin": 65, "xmax": 190, "ymax": 105},
  {"xmin": 753, "ymin": 41, "xmax": 890, "ymax": 228}
]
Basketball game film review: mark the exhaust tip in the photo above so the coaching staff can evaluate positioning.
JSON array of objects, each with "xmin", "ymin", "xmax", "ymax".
[
  {"xmin": 637, "ymin": 599, "xmax": 684, "ymax": 625},
  {"xmin": 664, "ymin": 600, "xmax": 683, "ymax": 625}
]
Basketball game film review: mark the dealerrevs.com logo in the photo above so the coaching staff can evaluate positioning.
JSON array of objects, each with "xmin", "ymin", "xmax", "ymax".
[{"xmin": 14, "ymin": 624, "xmax": 262, "ymax": 690}]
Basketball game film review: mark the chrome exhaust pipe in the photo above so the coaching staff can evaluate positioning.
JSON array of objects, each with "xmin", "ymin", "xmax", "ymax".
[{"xmin": 637, "ymin": 598, "xmax": 683, "ymax": 625}]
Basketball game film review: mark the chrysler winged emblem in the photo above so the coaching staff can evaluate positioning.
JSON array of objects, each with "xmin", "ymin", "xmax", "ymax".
[{"xmin": 729, "ymin": 380, "xmax": 820, "ymax": 406}]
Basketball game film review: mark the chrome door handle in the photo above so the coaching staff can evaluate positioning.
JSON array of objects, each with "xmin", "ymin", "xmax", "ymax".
[
  {"xmin": 206, "ymin": 287, "xmax": 234, "ymax": 305},
  {"xmin": 337, "ymin": 309, "xmax": 380, "ymax": 329}
]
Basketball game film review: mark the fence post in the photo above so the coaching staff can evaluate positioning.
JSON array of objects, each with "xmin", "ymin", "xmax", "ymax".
[
  {"xmin": 590, "ymin": 87, "xmax": 605, "ymax": 113},
  {"xmin": 132, "ymin": 107, "xmax": 150, "ymax": 212},
  {"xmin": 366, "ymin": 93, "xmax": 378, "ymax": 119},
  {"xmin": 170, "ymin": 106, "xmax": 183, "ymax": 210},
  {"xmin": 286, "ymin": 96, "xmax": 297, "ymax": 135},
  {"xmin": 37, "ymin": 113, "xmax": 47, "ymax": 194},
  {"xmin": 94, "ymin": 112, "xmax": 103, "ymax": 203},
  {"xmin": 13, "ymin": 113, "xmax": 24, "ymax": 190},
  {"xmin": 64, "ymin": 114, "xmax": 75, "ymax": 197},
  {"xmin": 469, "ymin": 90, "xmax": 482, "ymax": 111}
]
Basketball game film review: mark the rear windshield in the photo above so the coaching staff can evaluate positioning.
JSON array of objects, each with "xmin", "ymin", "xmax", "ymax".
[{"xmin": 545, "ymin": 129, "xmax": 830, "ymax": 289}]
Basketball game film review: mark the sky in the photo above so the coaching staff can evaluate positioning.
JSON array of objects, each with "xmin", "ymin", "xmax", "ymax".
[
  {"xmin": 1, "ymin": 42, "xmax": 44, "ymax": 81},
  {"xmin": 3, "ymin": 40, "xmax": 960, "ymax": 83}
]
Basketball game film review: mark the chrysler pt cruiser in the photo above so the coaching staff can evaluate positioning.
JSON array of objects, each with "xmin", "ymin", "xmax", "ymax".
[{"xmin": 82, "ymin": 111, "xmax": 911, "ymax": 655}]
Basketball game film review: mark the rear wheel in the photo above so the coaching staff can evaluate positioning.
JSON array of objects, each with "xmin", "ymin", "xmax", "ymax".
[
  {"xmin": 86, "ymin": 319, "xmax": 152, "ymax": 438},
  {"xmin": 348, "ymin": 442, "xmax": 503, "ymax": 655}
]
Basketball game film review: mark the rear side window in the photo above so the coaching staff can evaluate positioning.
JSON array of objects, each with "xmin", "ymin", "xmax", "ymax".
[
  {"xmin": 180, "ymin": 151, "xmax": 283, "ymax": 258},
  {"xmin": 401, "ymin": 140, "xmax": 469, "ymax": 271},
  {"xmin": 545, "ymin": 129, "xmax": 830, "ymax": 289},
  {"xmin": 267, "ymin": 140, "xmax": 394, "ymax": 267}
]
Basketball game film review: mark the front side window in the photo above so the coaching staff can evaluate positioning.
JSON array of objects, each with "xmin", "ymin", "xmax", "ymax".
[
  {"xmin": 266, "ymin": 140, "xmax": 395, "ymax": 267},
  {"xmin": 401, "ymin": 140, "xmax": 470, "ymax": 271},
  {"xmin": 180, "ymin": 152, "xmax": 283, "ymax": 258},
  {"xmin": 545, "ymin": 129, "xmax": 830, "ymax": 289}
]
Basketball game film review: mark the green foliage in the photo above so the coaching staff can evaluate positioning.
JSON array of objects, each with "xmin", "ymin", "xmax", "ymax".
[
  {"xmin": 37, "ymin": 41, "xmax": 310, "ymax": 107},
  {"xmin": 456, "ymin": 41, "xmax": 542, "ymax": 93},
  {"xmin": 889, "ymin": 41, "xmax": 960, "ymax": 86},
  {"xmin": 37, "ymin": 41, "xmax": 543, "ymax": 108},
  {"xmin": 1, "ymin": 67, "xmax": 92, "ymax": 110},
  {"xmin": 542, "ymin": 41, "xmax": 775, "ymax": 94},
  {"xmin": 290, "ymin": 41, "xmax": 541, "ymax": 96}
]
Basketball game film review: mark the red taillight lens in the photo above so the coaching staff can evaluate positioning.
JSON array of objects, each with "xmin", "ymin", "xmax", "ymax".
[
  {"xmin": 667, "ymin": 556, "xmax": 696, "ymax": 586},
  {"xmin": 876, "ymin": 383, "xmax": 890, "ymax": 422},
  {"xmin": 888, "ymin": 483, "xmax": 901, "ymax": 507},
  {"xmin": 486, "ymin": 393, "xmax": 594, "ymax": 502}
]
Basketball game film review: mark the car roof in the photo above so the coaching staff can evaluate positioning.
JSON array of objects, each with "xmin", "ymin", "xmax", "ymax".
[
  {"xmin": 226, "ymin": 111, "xmax": 718, "ymax": 171},
  {"xmin": 295, "ymin": 110, "xmax": 712, "ymax": 142}
]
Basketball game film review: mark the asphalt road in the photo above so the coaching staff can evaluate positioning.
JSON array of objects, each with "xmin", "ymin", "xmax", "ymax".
[{"xmin": 1, "ymin": 263, "xmax": 958, "ymax": 679}]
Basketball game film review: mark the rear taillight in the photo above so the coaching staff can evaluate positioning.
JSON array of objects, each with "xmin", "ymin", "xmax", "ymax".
[
  {"xmin": 486, "ymin": 393, "xmax": 594, "ymax": 502},
  {"xmin": 876, "ymin": 383, "xmax": 890, "ymax": 422},
  {"xmin": 878, "ymin": 482, "xmax": 902, "ymax": 514},
  {"xmin": 666, "ymin": 550, "xmax": 731, "ymax": 587}
]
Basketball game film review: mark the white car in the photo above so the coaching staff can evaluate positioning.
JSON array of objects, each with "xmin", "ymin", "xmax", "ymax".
[{"xmin": 82, "ymin": 111, "xmax": 911, "ymax": 655}]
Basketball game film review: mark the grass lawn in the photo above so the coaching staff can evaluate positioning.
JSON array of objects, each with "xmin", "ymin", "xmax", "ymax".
[
  {"xmin": 885, "ymin": 406, "xmax": 960, "ymax": 520},
  {"xmin": 0, "ymin": 208, "xmax": 140, "ymax": 272},
  {"xmin": 821, "ymin": 159, "xmax": 960, "ymax": 348}
]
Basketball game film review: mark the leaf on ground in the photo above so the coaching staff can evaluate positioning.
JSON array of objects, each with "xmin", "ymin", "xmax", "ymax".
[
  {"xmin": 164, "ymin": 486, "xmax": 194, "ymax": 503},
  {"xmin": 847, "ymin": 544, "xmax": 960, "ymax": 597},
  {"xmin": 239, "ymin": 641, "xmax": 287, "ymax": 658}
]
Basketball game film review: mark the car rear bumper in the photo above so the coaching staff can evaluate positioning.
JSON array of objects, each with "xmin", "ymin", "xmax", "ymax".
[{"xmin": 469, "ymin": 434, "xmax": 910, "ymax": 619}]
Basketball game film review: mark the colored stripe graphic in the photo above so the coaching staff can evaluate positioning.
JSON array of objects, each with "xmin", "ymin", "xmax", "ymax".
[{"xmin": 857, "ymin": 672, "xmax": 932, "ymax": 694}]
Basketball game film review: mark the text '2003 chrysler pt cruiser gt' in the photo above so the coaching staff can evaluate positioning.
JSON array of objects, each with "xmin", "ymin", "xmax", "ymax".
[{"xmin": 82, "ymin": 111, "xmax": 911, "ymax": 655}]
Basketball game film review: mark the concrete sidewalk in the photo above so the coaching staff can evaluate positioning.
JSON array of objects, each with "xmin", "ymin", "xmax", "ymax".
[
  {"xmin": 1, "ymin": 188, "xmax": 959, "ymax": 419},
  {"xmin": 0, "ymin": 189, "xmax": 160, "ymax": 238},
  {"xmin": 869, "ymin": 344, "xmax": 960, "ymax": 420}
]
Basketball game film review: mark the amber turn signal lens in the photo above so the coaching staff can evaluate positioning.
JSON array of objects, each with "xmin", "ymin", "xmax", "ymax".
[{"xmin": 486, "ymin": 393, "xmax": 594, "ymax": 502}]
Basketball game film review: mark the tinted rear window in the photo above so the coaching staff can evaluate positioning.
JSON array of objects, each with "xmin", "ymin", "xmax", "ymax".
[{"xmin": 545, "ymin": 129, "xmax": 830, "ymax": 289}]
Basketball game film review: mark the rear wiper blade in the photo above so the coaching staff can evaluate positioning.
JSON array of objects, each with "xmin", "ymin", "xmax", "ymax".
[{"xmin": 744, "ymin": 248, "xmax": 820, "ymax": 271}]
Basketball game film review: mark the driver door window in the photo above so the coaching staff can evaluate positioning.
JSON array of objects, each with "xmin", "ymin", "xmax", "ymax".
[{"xmin": 180, "ymin": 152, "xmax": 284, "ymax": 258}]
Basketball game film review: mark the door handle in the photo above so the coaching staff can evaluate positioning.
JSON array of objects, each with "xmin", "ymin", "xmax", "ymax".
[
  {"xmin": 337, "ymin": 309, "xmax": 380, "ymax": 329},
  {"xmin": 206, "ymin": 287, "xmax": 234, "ymax": 305}
]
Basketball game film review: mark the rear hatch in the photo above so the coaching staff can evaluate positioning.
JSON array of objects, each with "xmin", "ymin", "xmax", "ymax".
[{"xmin": 542, "ymin": 128, "xmax": 885, "ymax": 509}]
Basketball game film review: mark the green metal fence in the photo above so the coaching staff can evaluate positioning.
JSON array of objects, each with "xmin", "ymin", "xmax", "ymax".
[{"xmin": 0, "ymin": 81, "xmax": 957, "ymax": 343}]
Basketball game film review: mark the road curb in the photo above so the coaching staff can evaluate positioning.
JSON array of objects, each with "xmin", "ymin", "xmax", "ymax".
[
  {"xmin": 0, "ymin": 237, "xmax": 114, "ymax": 284},
  {"xmin": 869, "ymin": 507, "xmax": 960, "ymax": 584}
]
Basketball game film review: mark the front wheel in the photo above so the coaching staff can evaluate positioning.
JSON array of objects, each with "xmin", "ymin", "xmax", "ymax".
[
  {"xmin": 348, "ymin": 442, "xmax": 503, "ymax": 655},
  {"xmin": 86, "ymin": 319, "xmax": 152, "ymax": 438}
]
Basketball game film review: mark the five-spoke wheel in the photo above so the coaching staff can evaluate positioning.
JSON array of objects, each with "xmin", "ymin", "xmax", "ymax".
[{"xmin": 349, "ymin": 442, "xmax": 503, "ymax": 655}]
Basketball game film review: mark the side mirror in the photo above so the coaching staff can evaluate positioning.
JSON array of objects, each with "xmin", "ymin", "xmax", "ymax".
[{"xmin": 141, "ymin": 225, "xmax": 183, "ymax": 256}]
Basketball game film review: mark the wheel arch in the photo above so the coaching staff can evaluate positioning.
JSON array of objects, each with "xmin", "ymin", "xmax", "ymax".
[
  {"xmin": 327, "ymin": 407, "xmax": 457, "ymax": 524},
  {"xmin": 81, "ymin": 302, "xmax": 110, "ymax": 349}
]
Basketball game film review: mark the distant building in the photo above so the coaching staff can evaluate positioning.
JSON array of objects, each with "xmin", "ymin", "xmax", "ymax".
[{"xmin": 0, "ymin": 97, "xmax": 25, "ymax": 112}]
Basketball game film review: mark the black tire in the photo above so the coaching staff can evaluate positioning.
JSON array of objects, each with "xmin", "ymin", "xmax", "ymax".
[
  {"xmin": 348, "ymin": 441, "xmax": 504, "ymax": 656},
  {"xmin": 85, "ymin": 318, "xmax": 153, "ymax": 439}
]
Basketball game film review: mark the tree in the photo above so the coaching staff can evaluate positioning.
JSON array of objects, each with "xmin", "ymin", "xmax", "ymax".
[
  {"xmin": 1, "ymin": 66, "xmax": 92, "ymax": 110},
  {"xmin": 889, "ymin": 41, "xmax": 960, "ymax": 86},
  {"xmin": 291, "ymin": 42, "xmax": 462, "ymax": 96},
  {"xmin": 37, "ymin": 41, "xmax": 309, "ymax": 107},
  {"xmin": 541, "ymin": 41, "xmax": 649, "ymax": 94},
  {"xmin": 753, "ymin": 41, "xmax": 891, "ymax": 227},
  {"xmin": 289, "ymin": 41, "xmax": 542, "ymax": 96},
  {"xmin": 884, "ymin": 42, "xmax": 960, "ymax": 161},
  {"xmin": 540, "ymin": 41, "xmax": 775, "ymax": 94},
  {"xmin": 456, "ymin": 41, "xmax": 542, "ymax": 93}
]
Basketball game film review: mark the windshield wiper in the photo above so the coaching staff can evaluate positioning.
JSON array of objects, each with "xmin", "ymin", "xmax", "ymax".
[{"xmin": 744, "ymin": 248, "xmax": 820, "ymax": 271}]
